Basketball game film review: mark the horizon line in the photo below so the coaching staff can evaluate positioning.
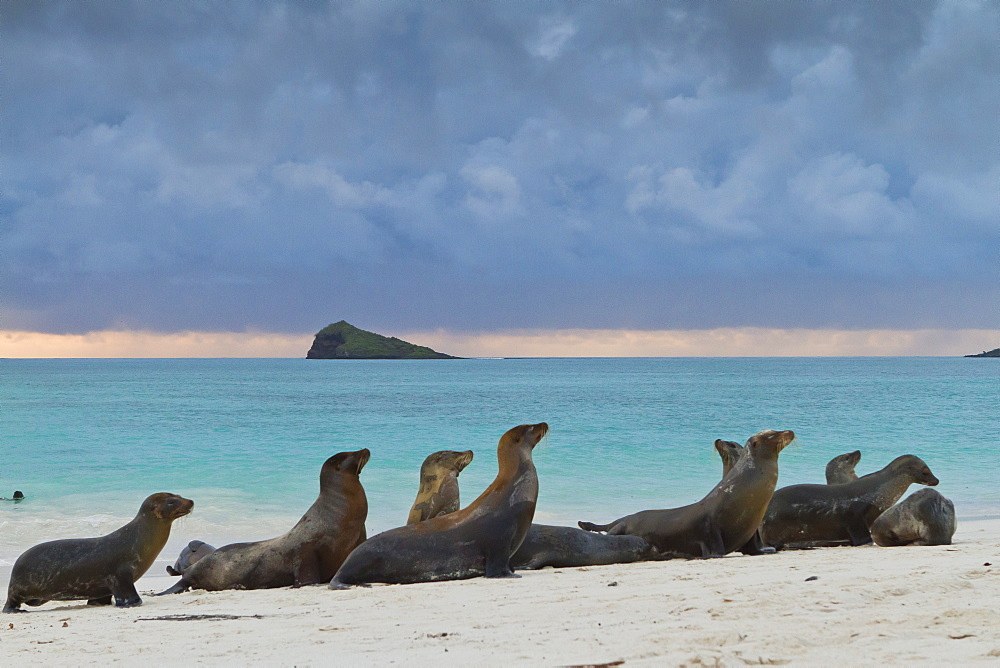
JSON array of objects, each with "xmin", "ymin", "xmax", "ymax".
[{"xmin": 2, "ymin": 327, "xmax": 997, "ymax": 359}]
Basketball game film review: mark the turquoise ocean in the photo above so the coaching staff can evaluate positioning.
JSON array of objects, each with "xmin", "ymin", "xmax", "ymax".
[{"xmin": 1, "ymin": 357, "xmax": 997, "ymax": 574}]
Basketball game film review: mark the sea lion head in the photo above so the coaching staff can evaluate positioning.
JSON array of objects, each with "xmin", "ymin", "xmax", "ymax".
[
  {"xmin": 500, "ymin": 422, "xmax": 549, "ymax": 452},
  {"xmin": 714, "ymin": 439, "xmax": 744, "ymax": 474},
  {"xmin": 745, "ymin": 429, "xmax": 795, "ymax": 458},
  {"xmin": 143, "ymin": 493, "xmax": 195, "ymax": 521},
  {"xmin": 842, "ymin": 450, "xmax": 862, "ymax": 467},
  {"xmin": 322, "ymin": 449, "xmax": 372, "ymax": 481},
  {"xmin": 422, "ymin": 450, "xmax": 474, "ymax": 476},
  {"xmin": 890, "ymin": 454, "xmax": 939, "ymax": 486}
]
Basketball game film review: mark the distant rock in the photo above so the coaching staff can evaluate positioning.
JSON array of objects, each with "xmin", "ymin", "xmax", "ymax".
[
  {"xmin": 965, "ymin": 347, "xmax": 1000, "ymax": 358},
  {"xmin": 306, "ymin": 321, "xmax": 459, "ymax": 359}
]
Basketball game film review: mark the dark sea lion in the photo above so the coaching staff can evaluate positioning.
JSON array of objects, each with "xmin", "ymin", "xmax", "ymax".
[
  {"xmin": 4, "ymin": 493, "xmax": 193, "ymax": 612},
  {"xmin": 165, "ymin": 539, "xmax": 217, "ymax": 576},
  {"xmin": 578, "ymin": 430, "xmax": 795, "ymax": 558},
  {"xmin": 760, "ymin": 454, "xmax": 939, "ymax": 548},
  {"xmin": 870, "ymin": 488, "xmax": 956, "ymax": 547},
  {"xmin": 713, "ymin": 438, "xmax": 773, "ymax": 556},
  {"xmin": 826, "ymin": 450, "xmax": 862, "ymax": 485},
  {"xmin": 160, "ymin": 449, "xmax": 369, "ymax": 594},
  {"xmin": 330, "ymin": 422, "xmax": 548, "ymax": 587},
  {"xmin": 511, "ymin": 524, "xmax": 654, "ymax": 570},
  {"xmin": 406, "ymin": 450, "xmax": 474, "ymax": 524}
]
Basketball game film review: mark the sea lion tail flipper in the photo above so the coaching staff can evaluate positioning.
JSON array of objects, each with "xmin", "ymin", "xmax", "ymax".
[
  {"xmin": 155, "ymin": 579, "xmax": 191, "ymax": 596},
  {"xmin": 578, "ymin": 520, "xmax": 612, "ymax": 533}
]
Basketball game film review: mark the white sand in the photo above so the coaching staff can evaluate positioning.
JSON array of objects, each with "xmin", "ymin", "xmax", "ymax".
[{"xmin": 2, "ymin": 519, "xmax": 998, "ymax": 666}]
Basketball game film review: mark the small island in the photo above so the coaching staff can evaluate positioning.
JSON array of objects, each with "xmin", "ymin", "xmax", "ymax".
[
  {"xmin": 965, "ymin": 347, "xmax": 1000, "ymax": 358},
  {"xmin": 306, "ymin": 321, "xmax": 459, "ymax": 359}
]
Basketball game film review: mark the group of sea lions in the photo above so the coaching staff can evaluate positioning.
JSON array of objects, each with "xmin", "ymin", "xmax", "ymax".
[{"xmin": 3, "ymin": 422, "xmax": 956, "ymax": 612}]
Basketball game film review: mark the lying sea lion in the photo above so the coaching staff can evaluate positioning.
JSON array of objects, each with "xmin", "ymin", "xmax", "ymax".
[
  {"xmin": 330, "ymin": 422, "xmax": 548, "ymax": 587},
  {"xmin": 511, "ymin": 524, "xmax": 654, "ymax": 570},
  {"xmin": 761, "ymin": 454, "xmax": 939, "ymax": 548},
  {"xmin": 870, "ymin": 488, "xmax": 956, "ymax": 547},
  {"xmin": 160, "ymin": 449, "xmax": 369, "ymax": 593},
  {"xmin": 407, "ymin": 450, "xmax": 474, "ymax": 524},
  {"xmin": 4, "ymin": 493, "xmax": 193, "ymax": 612},
  {"xmin": 165, "ymin": 539, "xmax": 217, "ymax": 576},
  {"xmin": 826, "ymin": 450, "xmax": 862, "ymax": 485},
  {"xmin": 579, "ymin": 430, "xmax": 795, "ymax": 558}
]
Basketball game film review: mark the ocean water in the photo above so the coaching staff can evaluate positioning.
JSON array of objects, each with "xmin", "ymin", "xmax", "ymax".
[{"xmin": 1, "ymin": 357, "xmax": 997, "ymax": 573}]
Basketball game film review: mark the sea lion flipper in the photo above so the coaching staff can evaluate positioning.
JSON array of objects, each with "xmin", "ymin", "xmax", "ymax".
[
  {"xmin": 737, "ymin": 529, "xmax": 775, "ymax": 556},
  {"xmin": 2, "ymin": 596, "xmax": 24, "ymax": 613},
  {"xmin": 111, "ymin": 576, "xmax": 142, "ymax": 608},
  {"xmin": 293, "ymin": 550, "xmax": 321, "ymax": 587},
  {"xmin": 156, "ymin": 579, "xmax": 191, "ymax": 596},
  {"xmin": 578, "ymin": 520, "xmax": 609, "ymax": 533},
  {"xmin": 699, "ymin": 520, "xmax": 726, "ymax": 558},
  {"xmin": 845, "ymin": 508, "xmax": 873, "ymax": 546}
]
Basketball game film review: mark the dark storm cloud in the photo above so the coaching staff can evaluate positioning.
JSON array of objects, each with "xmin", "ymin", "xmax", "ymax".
[{"xmin": 2, "ymin": 0, "xmax": 997, "ymax": 333}]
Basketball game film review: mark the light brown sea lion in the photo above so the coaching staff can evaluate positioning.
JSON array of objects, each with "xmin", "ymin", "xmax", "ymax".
[
  {"xmin": 159, "ymin": 449, "xmax": 369, "ymax": 593},
  {"xmin": 713, "ymin": 438, "xmax": 773, "ymax": 556},
  {"xmin": 825, "ymin": 450, "xmax": 862, "ymax": 485},
  {"xmin": 406, "ymin": 450, "xmax": 474, "ymax": 524},
  {"xmin": 870, "ymin": 488, "xmax": 956, "ymax": 546},
  {"xmin": 330, "ymin": 422, "xmax": 548, "ymax": 587},
  {"xmin": 578, "ymin": 430, "xmax": 795, "ymax": 558},
  {"xmin": 760, "ymin": 454, "xmax": 939, "ymax": 548},
  {"xmin": 4, "ymin": 493, "xmax": 193, "ymax": 612}
]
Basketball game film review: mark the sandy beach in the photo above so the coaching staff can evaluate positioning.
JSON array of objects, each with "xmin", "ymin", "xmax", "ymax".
[{"xmin": 0, "ymin": 518, "xmax": 996, "ymax": 666}]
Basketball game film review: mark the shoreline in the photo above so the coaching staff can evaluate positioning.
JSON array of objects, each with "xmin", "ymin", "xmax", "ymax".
[{"xmin": 2, "ymin": 519, "xmax": 997, "ymax": 665}]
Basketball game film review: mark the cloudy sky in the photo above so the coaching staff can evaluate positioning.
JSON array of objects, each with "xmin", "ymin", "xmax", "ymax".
[{"xmin": 2, "ymin": 1, "xmax": 997, "ymax": 355}]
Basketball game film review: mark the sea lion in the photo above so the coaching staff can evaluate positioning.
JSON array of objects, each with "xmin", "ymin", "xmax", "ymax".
[
  {"xmin": 715, "ymin": 439, "xmax": 745, "ymax": 477},
  {"xmin": 578, "ymin": 430, "xmax": 795, "ymax": 558},
  {"xmin": 160, "ymin": 449, "xmax": 369, "ymax": 594},
  {"xmin": 3, "ymin": 493, "xmax": 193, "ymax": 612},
  {"xmin": 330, "ymin": 422, "xmax": 548, "ymax": 587},
  {"xmin": 713, "ymin": 438, "xmax": 773, "ymax": 556},
  {"xmin": 511, "ymin": 524, "xmax": 654, "ymax": 570},
  {"xmin": 826, "ymin": 450, "xmax": 862, "ymax": 485},
  {"xmin": 406, "ymin": 450, "xmax": 474, "ymax": 524},
  {"xmin": 165, "ymin": 539, "xmax": 217, "ymax": 576},
  {"xmin": 760, "ymin": 454, "xmax": 939, "ymax": 548},
  {"xmin": 870, "ymin": 488, "xmax": 956, "ymax": 547}
]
